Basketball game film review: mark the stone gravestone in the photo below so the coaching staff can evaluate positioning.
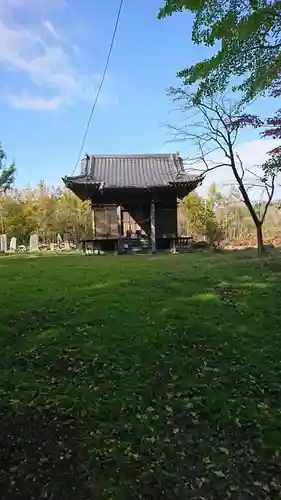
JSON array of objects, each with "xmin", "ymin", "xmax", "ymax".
[
  {"xmin": 50, "ymin": 243, "xmax": 55, "ymax": 251},
  {"xmin": 29, "ymin": 233, "xmax": 39, "ymax": 252},
  {"xmin": 0, "ymin": 234, "xmax": 8, "ymax": 252},
  {"xmin": 64, "ymin": 240, "xmax": 70, "ymax": 250},
  {"xmin": 9, "ymin": 236, "xmax": 17, "ymax": 252},
  {"xmin": 57, "ymin": 234, "xmax": 63, "ymax": 247}
]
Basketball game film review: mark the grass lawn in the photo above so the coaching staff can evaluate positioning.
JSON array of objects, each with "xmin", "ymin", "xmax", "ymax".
[{"xmin": 1, "ymin": 251, "xmax": 281, "ymax": 499}]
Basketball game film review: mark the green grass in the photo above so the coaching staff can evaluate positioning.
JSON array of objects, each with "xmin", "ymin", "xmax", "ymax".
[{"xmin": 1, "ymin": 251, "xmax": 281, "ymax": 499}]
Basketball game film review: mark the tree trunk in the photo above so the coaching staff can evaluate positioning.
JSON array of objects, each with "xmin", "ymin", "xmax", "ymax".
[{"xmin": 256, "ymin": 222, "xmax": 264, "ymax": 254}]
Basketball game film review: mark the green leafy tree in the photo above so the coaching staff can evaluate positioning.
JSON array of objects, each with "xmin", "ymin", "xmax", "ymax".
[
  {"xmin": 181, "ymin": 191, "xmax": 223, "ymax": 245},
  {"xmin": 158, "ymin": 0, "xmax": 281, "ymax": 100},
  {"xmin": 0, "ymin": 195, "xmax": 31, "ymax": 243},
  {"xmin": 55, "ymin": 189, "xmax": 92, "ymax": 241},
  {"xmin": 1, "ymin": 183, "xmax": 92, "ymax": 244},
  {"xmin": 0, "ymin": 143, "xmax": 16, "ymax": 194},
  {"xmin": 207, "ymin": 183, "xmax": 224, "ymax": 210}
]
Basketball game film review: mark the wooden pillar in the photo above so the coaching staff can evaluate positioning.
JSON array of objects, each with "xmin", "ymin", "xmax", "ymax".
[
  {"xmin": 92, "ymin": 205, "xmax": 96, "ymax": 237},
  {"xmin": 116, "ymin": 205, "xmax": 123, "ymax": 253},
  {"xmin": 170, "ymin": 237, "xmax": 177, "ymax": 254},
  {"xmin": 150, "ymin": 201, "xmax": 156, "ymax": 253}
]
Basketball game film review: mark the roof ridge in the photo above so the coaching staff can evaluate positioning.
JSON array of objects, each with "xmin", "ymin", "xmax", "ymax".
[
  {"xmin": 86, "ymin": 153, "xmax": 180, "ymax": 159},
  {"xmin": 63, "ymin": 153, "xmax": 203, "ymax": 191}
]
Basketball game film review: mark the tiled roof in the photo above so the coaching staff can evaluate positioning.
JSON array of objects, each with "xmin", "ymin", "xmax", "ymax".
[{"xmin": 64, "ymin": 154, "xmax": 201, "ymax": 188}]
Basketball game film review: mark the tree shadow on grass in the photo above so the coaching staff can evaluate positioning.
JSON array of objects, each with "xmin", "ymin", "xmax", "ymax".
[
  {"xmin": 1, "ymin": 325, "xmax": 281, "ymax": 500},
  {"xmin": 0, "ymin": 408, "xmax": 93, "ymax": 500},
  {"xmin": 2, "ymin": 250, "xmax": 281, "ymax": 498}
]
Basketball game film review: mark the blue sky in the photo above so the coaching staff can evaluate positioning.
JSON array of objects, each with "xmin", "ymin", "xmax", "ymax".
[{"xmin": 0, "ymin": 0, "xmax": 279, "ymax": 193}]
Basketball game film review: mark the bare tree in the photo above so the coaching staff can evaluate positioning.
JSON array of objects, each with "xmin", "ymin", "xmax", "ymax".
[{"xmin": 167, "ymin": 88, "xmax": 277, "ymax": 253}]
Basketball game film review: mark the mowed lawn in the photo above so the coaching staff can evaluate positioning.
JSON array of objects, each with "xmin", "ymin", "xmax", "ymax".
[{"xmin": 1, "ymin": 251, "xmax": 281, "ymax": 499}]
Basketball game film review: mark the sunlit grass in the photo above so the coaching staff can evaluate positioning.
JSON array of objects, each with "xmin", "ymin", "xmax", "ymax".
[{"xmin": 1, "ymin": 251, "xmax": 281, "ymax": 499}]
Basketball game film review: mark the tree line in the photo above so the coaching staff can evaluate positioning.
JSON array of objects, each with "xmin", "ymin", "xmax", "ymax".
[
  {"xmin": 179, "ymin": 186, "xmax": 281, "ymax": 246},
  {"xmin": 1, "ymin": 175, "xmax": 280, "ymax": 247},
  {"xmin": 1, "ymin": 138, "xmax": 280, "ymax": 247},
  {"xmin": 0, "ymin": 181, "xmax": 93, "ymax": 244}
]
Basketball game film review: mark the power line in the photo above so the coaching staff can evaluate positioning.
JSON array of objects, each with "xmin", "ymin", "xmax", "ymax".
[{"xmin": 71, "ymin": 0, "xmax": 124, "ymax": 176}]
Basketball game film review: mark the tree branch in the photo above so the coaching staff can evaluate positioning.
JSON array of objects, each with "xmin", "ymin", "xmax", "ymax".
[
  {"xmin": 261, "ymin": 174, "xmax": 276, "ymax": 224},
  {"xmin": 236, "ymin": 152, "xmax": 245, "ymax": 180}
]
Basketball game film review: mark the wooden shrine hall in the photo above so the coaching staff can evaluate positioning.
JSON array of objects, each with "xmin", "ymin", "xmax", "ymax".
[{"xmin": 63, "ymin": 153, "xmax": 203, "ymax": 254}]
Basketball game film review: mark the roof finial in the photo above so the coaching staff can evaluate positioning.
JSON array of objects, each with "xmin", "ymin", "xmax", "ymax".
[{"xmin": 82, "ymin": 153, "xmax": 90, "ymax": 175}]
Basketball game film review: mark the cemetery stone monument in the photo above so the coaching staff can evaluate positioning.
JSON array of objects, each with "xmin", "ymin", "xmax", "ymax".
[
  {"xmin": 9, "ymin": 237, "xmax": 17, "ymax": 251},
  {"xmin": 29, "ymin": 234, "xmax": 39, "ymax": 252},
  {"xmin": 57, "ymin": 234, "xmax": 63, "ymax": 247},
  {"xmin": 0, "ymin": 234, "xmax": 8, "ymax": 252}
]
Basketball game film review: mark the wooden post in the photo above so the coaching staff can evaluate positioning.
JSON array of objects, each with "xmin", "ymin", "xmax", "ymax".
[
  {"xmin": 150, "ymin": 201, "xmax": 156, "ymax": 253},
  {"xmin": 92, "ymin": 205, "xmax": 96, "ymax": 237},
  {"xmin": 170, "ymin": 237, "xmax": 177, "ymax": 254},
  {"xmin": 116, "ymin": 205, "xmax": 122, "ymax": 254}
]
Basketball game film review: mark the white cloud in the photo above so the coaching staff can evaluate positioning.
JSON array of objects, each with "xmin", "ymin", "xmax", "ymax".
[
  {"xmin": 7, "ymin": 92, "xmax": 62, "ymax": 110},
  {"xmin": 0, "ymin": 0, "xmax": 113, "ymax": 110},
  {"xmin": 43, "ymin": 20, "xmax": 60, "ymax": 39},
  {"xmin": 0, "ymin": 0, "xmax": 65, "ymax": 13},
  {"xmin": 236, "ymin": 139, "xmax": 276, "ymax": 167}
]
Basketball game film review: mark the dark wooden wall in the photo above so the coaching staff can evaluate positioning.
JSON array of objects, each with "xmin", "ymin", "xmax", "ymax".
[
  {"xmin": 122, "ymin": 204, "xmax": 151, "ymax": 236},
  {"xmin": 93, "ymin": 205, "xmax": 118, "ymax": 237},
  {"xmin": 155, "ymin": 203, "xmax": 177, "ymax": 238},
  {"xmin": 92, "ymin": 198, "xmax": 178, "ymax": 238}
]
